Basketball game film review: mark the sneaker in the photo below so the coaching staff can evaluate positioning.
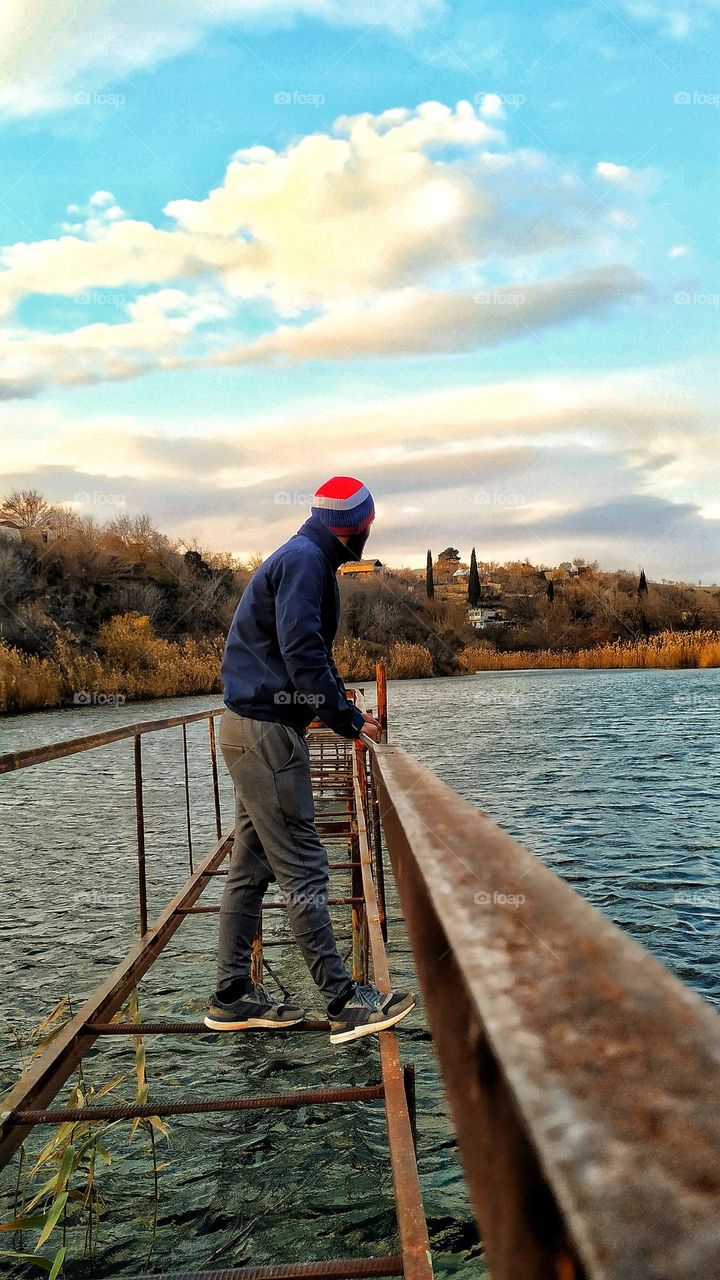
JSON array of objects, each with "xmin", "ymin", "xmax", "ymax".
[
  {"xmin": 204, "ymin": 983, "xmax": 305, "ymax": 1031},
  {"xmin": 328, "ymin": 983, "xmax": 416, "ymax": 1044}
]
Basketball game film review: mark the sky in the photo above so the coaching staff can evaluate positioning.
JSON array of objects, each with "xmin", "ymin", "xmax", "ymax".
[{"xmin": 0, "ymin": 0, "xmax": 718, "ymax": 578}]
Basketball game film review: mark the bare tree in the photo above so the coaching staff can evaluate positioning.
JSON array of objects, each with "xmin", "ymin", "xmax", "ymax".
[{"xmin": 0, "ymin": 489, "xmax": 53, "ymax": 529}]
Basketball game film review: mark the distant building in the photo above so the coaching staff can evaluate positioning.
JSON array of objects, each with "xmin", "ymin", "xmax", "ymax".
[
  {"xmin": 453, "ymin": 567, "xmax": 469, "ymax": 579},
  {"xmin": 0, "ymin": 521, "xmax": 21, "ymax": 543},
  {"xmin": 339, "ymin": 559, "xmax": 383, "ymax": 576},
  {"xmin": 468, "ymin": 606, "xmax": 506, "ymax": 629}
]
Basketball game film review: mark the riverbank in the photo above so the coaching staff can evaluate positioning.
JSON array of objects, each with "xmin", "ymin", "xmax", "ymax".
[{"xmin": 1, "ymin": 627, "xmax": 718, "ymax": 716}]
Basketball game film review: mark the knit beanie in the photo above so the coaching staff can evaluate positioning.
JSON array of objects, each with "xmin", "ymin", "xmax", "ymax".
[{"xmin": 311, "ymin": 477, "xmax": 375, "ymax": 536}]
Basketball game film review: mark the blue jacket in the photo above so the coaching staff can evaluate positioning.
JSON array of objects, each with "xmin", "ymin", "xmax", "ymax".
[{"xmin": 221, "ymin": 515, "xmax": 366, "ymax": 738}]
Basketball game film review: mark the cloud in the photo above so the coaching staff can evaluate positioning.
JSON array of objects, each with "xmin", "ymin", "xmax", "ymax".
[
  {"xmin": 0, "ymin": 101, "xmax": 649, "ymax": 395},
  {"xmin": 594, "ymin": 162, "xmax": 657, "ymax": 194},
  {"xmin": 0, "ymin": 102, "xmax": 506, "ymax": 321},
  {"xmin": 1, "ymin": 365, "xmax": 717, "ymax": 578},
  {"xmin": 0, "ymin": 0, "xmax": 444, "ymax": 119},
  {"xmin": 0, "ymin": 288, "xmax": 230, "ymax": 398},
  {"xmin": 207, "ymin": 267, "xmax": 648, "ymax": 365},
  {"xmin": 621, "ymin": 0, "xmax": 720, "ymax": 39}
]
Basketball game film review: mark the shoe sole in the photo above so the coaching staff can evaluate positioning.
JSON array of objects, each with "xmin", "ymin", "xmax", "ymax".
[
  {"xmin": 203, "ymin": 1015, "xmax": 305, "ymax": 1031},
  {"xmin": 329, "ymin": 1000, "xmax": 416, "ymax": 1045}
]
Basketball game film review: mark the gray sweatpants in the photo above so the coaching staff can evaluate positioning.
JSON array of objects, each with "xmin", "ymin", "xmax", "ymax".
[{"xmin": 216, "ymin": 709, "xmax": 353, "ymax": 1005}]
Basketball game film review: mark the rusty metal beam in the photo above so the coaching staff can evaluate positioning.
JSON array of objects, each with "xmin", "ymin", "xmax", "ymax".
[
  {"xmin": 0, "ymin": 708, "xmax": 224, "ymax": 775},
  {"xmin": 370, "ymin": 742, "xmax": 720, "ymax": 1280},
  {"xmin": 0, "ymin": 832, "xmax": 232, "ymax": 1167},
  {"xmin": 352, "ymin": 751, "xmax": 432, "ymax": 1280},
  {"xmin": 13, "ymin": 1083, "xmax": 385, "ymax": 1124},
  {"xmin": 123, "ymin": 1255, "xmax": 404, "ymax": 1280}
]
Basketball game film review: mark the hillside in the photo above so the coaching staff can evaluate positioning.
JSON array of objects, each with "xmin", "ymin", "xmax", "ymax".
[{"xmin": 1, "ymin": 490, "xmax": 719, "ymax": 714}]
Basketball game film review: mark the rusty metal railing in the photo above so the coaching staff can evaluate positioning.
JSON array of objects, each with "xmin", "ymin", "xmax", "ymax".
[
  {"xmin": 0, "ymin": 707, "xmax": 225, "ymax": 935},
  {"xmin": 0, "ymin": 682, "xmax": 430, "ymax": 1280},
  {"xmin": 368, "ymin": 733, "xmax": 720, "ymax": 1280}
]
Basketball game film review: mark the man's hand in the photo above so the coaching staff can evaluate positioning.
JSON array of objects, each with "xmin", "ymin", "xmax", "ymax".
[{"xmin": 360, "ymin": 711, "xmax": 382, "ymax": 742}]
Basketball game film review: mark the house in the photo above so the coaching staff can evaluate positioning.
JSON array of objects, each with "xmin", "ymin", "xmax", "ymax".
[
  {"xmin": 0, "ymin": 521, "xmax": 22, "ymax": 543},
  {"xmin": 338, "ymin": 558, "xmax": 383, "ymax": 576},
  {"xmin": 453, "ymin": 567, "xmax": 469, "ymax": 580},
  {"xmin": 468, "ymin": 606, "xmax": 506, "ymax": 630}
]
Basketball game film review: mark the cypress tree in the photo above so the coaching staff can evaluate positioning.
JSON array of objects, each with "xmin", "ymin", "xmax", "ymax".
[
  {"xmin": 638, "ymin": 567, "xmax": 648, "ymax": 597},
  {"xmin": 468, "ymin": 547, "xmax": 481, "ymax": 608},
  {"xmin": 426, "ymin": 549, "xmax": 434, "ymax": 599}
]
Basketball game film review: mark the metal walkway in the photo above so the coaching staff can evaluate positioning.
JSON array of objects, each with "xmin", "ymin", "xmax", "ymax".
[
  {"xmin": 0, "ymin": 674, "xmax": 431, "ymax": 1280},
  {"xmin": 2, "ymin": 659, "xmax": 720, "ymax": 1279}
]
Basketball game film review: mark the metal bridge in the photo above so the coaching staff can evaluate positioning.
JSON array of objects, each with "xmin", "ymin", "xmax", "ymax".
[{"xmin": 1, "ymin": 661, "xmax": 719, "ymax": 1279}]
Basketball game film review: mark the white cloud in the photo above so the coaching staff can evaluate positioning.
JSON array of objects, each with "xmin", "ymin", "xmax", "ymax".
[
  {"xmin": 0, "ymin": 289, "xmax": 229, "ymax": 396},
  {"xmin": 0, "ymin": 0, "xmax": 443, "ymax": 119},
  {"xmin": 669, "ymin": 244, "xmax": 689, "ymax": 257},
  {"xmin": 0, "ymin": 102, "xmax": 652, "ymax": 395},
  {"xmin": 594, "ymin": 161, "xmax": 656, "ymax": 194},
  {"xmin": 206, "ymin": 267, "xmax": 647, "ymax": 365},
  {"xmin": 0, "ymin": 365, "xmax": 717, "ymax": 577},
  {"xmin": 622, "ymin": 0, "xmax": 720, "ymax": 38}
]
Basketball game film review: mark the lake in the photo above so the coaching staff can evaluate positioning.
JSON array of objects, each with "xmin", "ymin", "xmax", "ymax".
[{"xmin": 0, "ymin": 668, "xmax": 718, "ymax": 1277}]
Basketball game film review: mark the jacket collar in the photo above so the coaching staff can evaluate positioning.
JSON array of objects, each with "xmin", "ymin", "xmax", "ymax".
[{"xmin": 296, "ymin": 515, "xmax": 354, "ymax": 570}]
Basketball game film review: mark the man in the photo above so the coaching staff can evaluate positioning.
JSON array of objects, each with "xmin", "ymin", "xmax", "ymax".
[{"xmin": 205, "ymin": 476, "xmax": 416, "ymax": 1044}]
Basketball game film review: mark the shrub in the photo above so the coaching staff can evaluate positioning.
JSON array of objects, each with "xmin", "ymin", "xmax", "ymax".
[
  {"xmin": 333, "ymin": 637, "xmax": 375, "ymax": 681},
  {"xmin": 386, "ymin": 642, "xmax": 433, "ymax": 678}
]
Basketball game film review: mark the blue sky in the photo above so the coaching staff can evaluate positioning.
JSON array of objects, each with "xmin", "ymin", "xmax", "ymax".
[{"xmin": 0, "ymin": 0, "xmax": 718, "ymax": 577}]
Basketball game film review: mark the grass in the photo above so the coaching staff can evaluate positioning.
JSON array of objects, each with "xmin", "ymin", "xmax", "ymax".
[
  {"xmin": 2, "ymin": 618, "xmax": 719, "ymax": 716},
  {"xmin": 458, "ymin": 630, "xmax": 720, "ymax": 672}
]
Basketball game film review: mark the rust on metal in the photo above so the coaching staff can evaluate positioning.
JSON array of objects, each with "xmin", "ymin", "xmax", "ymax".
[
  {"xmin": 134, "ymin": 733, "xmax": 148, "ymax": 935},
  {"xmin": 370, "ymin": 741, "xmax": 720, "ymax": 1280},
  {"xmin": 123, "ymin": 1255, "xmax": 404, "ymax": 1280},
  {"xmin": 352, "ymin": 754, "xmax": 433, "ymax": 1280},
  {"xmin": 0, "ymin": 707, "xmax": 224, "ymax": 775},
  {"xmin": 208, "ymin": 713, "xmax": 223, "ymax": 840},
  {"xmin": 182, "ymin": 721, "xmax": 194, "ymax": 873},
  {"xmin": 13, "ymin": 1083, "xmax": 385, "ymax": 1124},
  {"xmin": 0, "ymin": 674, "xmax": 430, "ymax": 1280},
  {"xmin": 0, "ymin": 830, "xmax": 233, "ymax": 1167}
]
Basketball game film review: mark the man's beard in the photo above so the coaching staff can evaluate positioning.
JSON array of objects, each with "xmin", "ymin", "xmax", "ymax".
[{"xmin": 344, "ymin": 529, "xmax": 370, "ymax": 559}]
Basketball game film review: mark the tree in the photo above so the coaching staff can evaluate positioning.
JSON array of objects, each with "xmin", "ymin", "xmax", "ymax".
[
  {"xmin": 0, "ymin": 488, "xmax": 53, "ymax": 528},
  {"xmin": 438, "ymin": 547, "xmax": 460, "ymax": 563},
  {"xmin": 426, "ymin": 549, "xmax": 434, "ymax": 600},
  {"xmin": 468, "ymin": 547, "xmax": 481, "ymax": 608},
  {"xmin": 546, "ymin": 576, "xmax": 555, "ymax": 604},
  {"xmin": 638, "ymin": 567, "xmax": 649, "ymax": 597}
]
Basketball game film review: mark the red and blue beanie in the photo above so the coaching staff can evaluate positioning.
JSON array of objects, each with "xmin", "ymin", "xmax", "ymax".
[{"xmin": 311, "ymin": 477, "xmax": 375, "ymax": 536}]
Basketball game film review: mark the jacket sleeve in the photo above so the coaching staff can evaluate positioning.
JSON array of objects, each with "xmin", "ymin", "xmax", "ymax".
[{"xmin": 273, "ymin": 549, "xmax": 366, "ymax": 738}]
